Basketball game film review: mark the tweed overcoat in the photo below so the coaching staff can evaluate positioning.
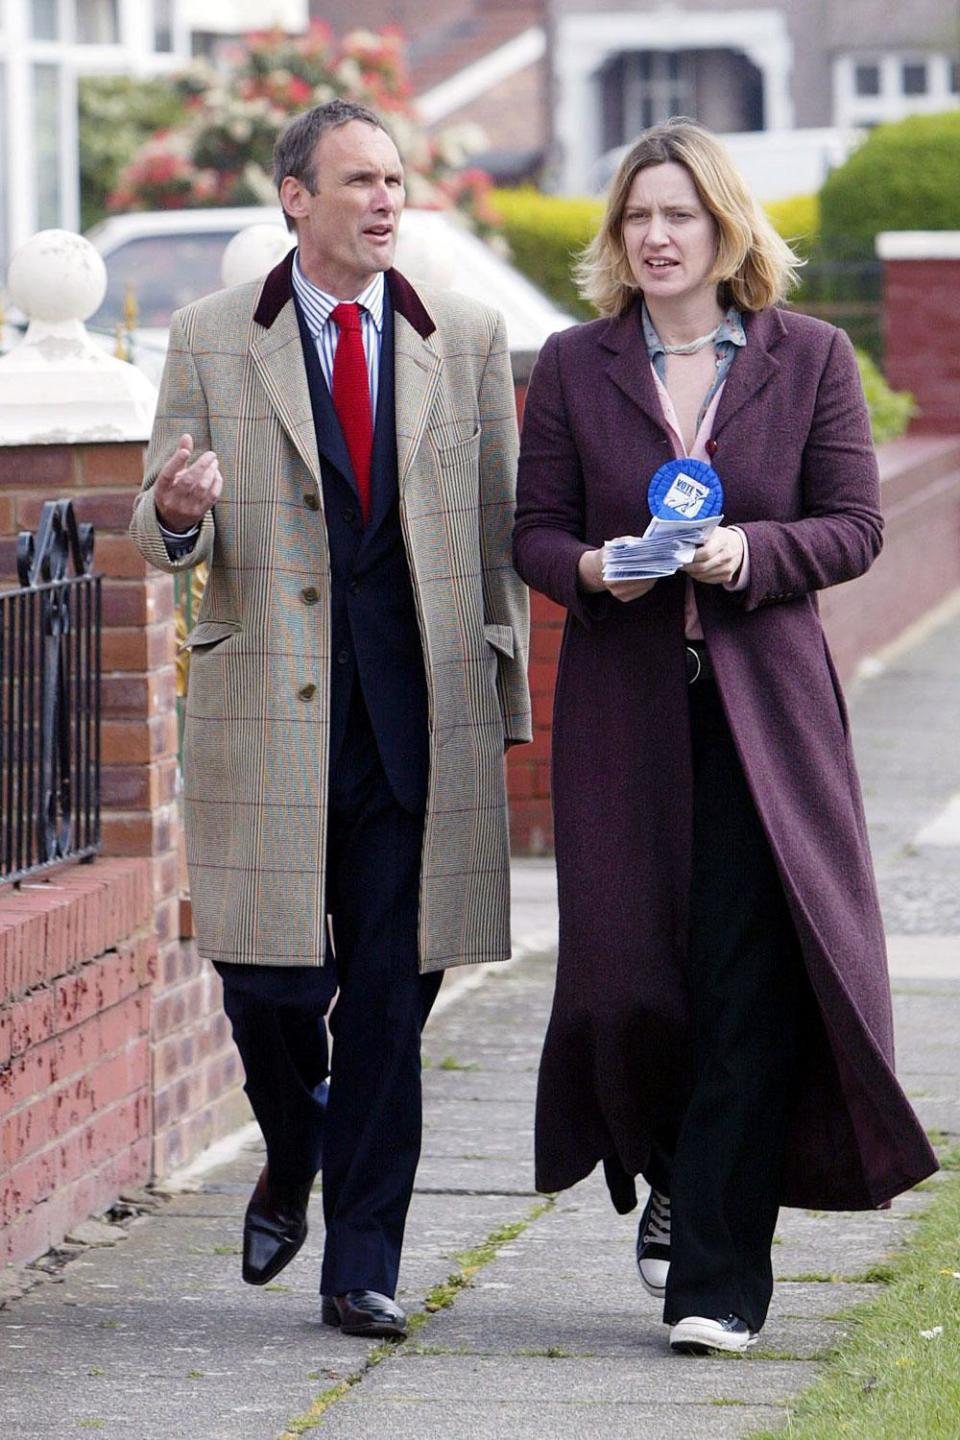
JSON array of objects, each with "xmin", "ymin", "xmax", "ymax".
[
  {"xmin": 513, "ymin": 303, "xmax": 937, "ymax": 1211},
  {"xmin": 130, "ymin": 262, "xmax": 531, "ymax": 972}
]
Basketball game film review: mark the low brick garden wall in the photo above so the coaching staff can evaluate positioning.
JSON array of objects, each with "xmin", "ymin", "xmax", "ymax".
[{"xmin": 0, "ymin": 860, "xmax": 155, "ymax": 1267}]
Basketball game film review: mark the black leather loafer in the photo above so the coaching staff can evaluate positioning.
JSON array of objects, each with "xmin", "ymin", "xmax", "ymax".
[
  {"xmin": 241, "ymin": 1167, "xmax": 312, "ymax": 1286},
  {"xmin": 321, "ymin": 1290, "xmax": 408, "ymax": 1338}
]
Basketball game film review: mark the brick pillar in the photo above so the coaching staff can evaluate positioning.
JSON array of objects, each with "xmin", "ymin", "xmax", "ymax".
[
  {"xmin": 506, "ymin": 590, "xmax": 562, "ymax": 854},
  {"xmin": 506, "ymin": 363, "xmax": 561, "ymax": 854},
  {"xmin": 878, "ymin": 232, "xmax": 960, "ymax": 435},
  {"xmin": 0, "ymin": 442, "xmax": 248, "ymax": 1180}
]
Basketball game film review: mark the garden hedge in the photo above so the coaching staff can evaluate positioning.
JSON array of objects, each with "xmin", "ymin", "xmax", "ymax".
[{"xmin": 820, "ymin": 111, "xmax": 960, "ymax": 259}]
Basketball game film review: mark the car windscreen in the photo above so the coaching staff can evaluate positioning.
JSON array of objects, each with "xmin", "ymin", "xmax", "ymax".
[{"xmin": 88, "ymin": 231, "xmax": 237, "ymax": 332}]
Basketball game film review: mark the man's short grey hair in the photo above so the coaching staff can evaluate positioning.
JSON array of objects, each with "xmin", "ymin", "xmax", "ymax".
[{"xmin": 273, "ymin": 99, "xmax": 387, "ymax": 230}]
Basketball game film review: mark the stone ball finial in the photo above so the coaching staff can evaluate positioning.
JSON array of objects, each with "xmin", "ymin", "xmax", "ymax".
[
  {"xmin": 221, "ymin": 223, "xmax": 296, "ymax": 288},
  {"xmin": 7, "ymin": 229, "xmax": 107, "ymax": 324}
]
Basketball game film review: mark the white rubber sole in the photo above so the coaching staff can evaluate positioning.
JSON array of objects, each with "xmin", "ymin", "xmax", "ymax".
[{"xmin": 669, "ymin": 1316, "xmax": 759, "ymax": 1355}]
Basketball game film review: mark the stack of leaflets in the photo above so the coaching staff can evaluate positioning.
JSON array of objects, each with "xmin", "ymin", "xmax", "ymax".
[{"xmin": 602, "ymin": 512, "xmax": 723, "ymax": 582}]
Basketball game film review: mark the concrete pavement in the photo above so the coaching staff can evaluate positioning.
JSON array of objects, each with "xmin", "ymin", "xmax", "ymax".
[{"xmin": 1, "ymin": 595, "xmax": 958, "ymax": 1439}]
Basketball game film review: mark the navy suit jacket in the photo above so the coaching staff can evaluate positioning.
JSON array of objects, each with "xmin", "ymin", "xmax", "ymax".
[{"xmin": 294, "ymin": 288, "xmax": 429, "ymax": 813}]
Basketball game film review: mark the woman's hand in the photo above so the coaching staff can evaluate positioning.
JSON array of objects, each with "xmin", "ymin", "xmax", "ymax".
[
  {"xmin": 683, "ymin": 526, "xmax": 744, "ymax": 586},
  {"xmin": 578, "ymin": 547, "xmax": 657, "ymax": 603}
]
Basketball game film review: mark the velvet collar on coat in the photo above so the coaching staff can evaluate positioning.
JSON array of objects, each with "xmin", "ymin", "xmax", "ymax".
[
  {"xmin": 598, "ymin": 301, "xmax": 787, "ymax": 443},
  {"xmin": 254, "ymin": 248, "xmax": 436, "ymax": 341}
]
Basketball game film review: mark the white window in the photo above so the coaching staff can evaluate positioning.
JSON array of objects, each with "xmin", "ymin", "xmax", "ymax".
[
  {"xmin": 853, "ymin": 63, "xmax": 880, "ymax": 98},
  {"xmin": 623, "ymin": 51, "xmax": 694, "ymax": 131},
  {"xmin": 30, "ymin": 0, "xmax": 58, "ymax": 40},
  {"xmin": 77, "ymin": 0, "xmax": 119, "ymax": 44},
  {"xmin": 834, "ymin": 52, "xmax": 960, "ymax": 128},
  {"xmin": 32, "ymin": 61, "xmax": 61, "ymax": 228},
  {"xmin": 901, "ymin": 60, "xmax": 927, "ymax": 96},
  {"xmin": 154, "ymin": 0, "xmax": 174, "ymax": 53}
]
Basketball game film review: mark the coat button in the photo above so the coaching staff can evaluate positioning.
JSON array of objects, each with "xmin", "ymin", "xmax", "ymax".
[
  {"xmin": 349, "ymin": 579, "xmax": 360, "ymax": 595},
  {"xmin": 301, "ymin": 586, "xmax": 320, "ymax": 605},
  {"xmin": 298, "ymin": 683, "xmax": 317, "ymax": 701},
  {"xmin": 336, "ymin": 649, "xmax": 350, "ymax": 665},
  {"xmin": 706, "ymin": 439, "xmax": 718, "ymax": 457},
  {"xmin": 304, "ymin": 492, "xmax": 320, "ymax": 511},
  {"xmin": 343, "ymin": 506, "xmax": 357, "ymax": 524}
]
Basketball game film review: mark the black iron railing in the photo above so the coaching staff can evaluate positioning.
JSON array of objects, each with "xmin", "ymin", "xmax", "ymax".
[{"xmin": 0, "ymin": 500, "xmax": 101, "ymax": 884}]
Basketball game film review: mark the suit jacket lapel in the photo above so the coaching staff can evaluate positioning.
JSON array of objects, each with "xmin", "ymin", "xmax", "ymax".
[
  {"xmin": 293, "ymin": 306, "xmax": 359, "ymax": 496},
  {"xmin": 363, "ymin": 289, "xmax": 398, "ymax": 539}
]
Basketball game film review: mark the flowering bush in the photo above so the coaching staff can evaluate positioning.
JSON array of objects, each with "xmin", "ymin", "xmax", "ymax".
[{"xmin": 108, "ymin": 21, "xmax": 491, "ymax": 227}]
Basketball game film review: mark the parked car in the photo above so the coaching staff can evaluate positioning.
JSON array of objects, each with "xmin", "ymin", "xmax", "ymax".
[
  {"xmin": 82, "ymin": 206, "xmax": 571, "ymax": 385},
  {"xmin": 84, "ymin": 206, "xmax": 287, "ymax": 383}
]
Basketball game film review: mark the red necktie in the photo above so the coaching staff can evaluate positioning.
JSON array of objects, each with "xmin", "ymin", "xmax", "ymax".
[{"xmin": 330, "ymin": 302, "xmax": 373, "ymax": 524}]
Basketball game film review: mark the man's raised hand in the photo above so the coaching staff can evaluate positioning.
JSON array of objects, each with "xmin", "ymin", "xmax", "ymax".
[{"xmin": 154, "ymin": 433, "xmax": 223, "ymax": 533}]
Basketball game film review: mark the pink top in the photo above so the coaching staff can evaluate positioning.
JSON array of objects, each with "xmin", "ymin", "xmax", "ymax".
[{"xmin": 650, "ymin": 368, "xmax": 749, "ymax": 639}]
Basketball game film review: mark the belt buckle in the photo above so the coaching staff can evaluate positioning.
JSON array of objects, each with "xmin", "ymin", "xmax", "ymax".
[{"xmin": 685, "ymin": 645, "xmax": 702, "ymax": 685}]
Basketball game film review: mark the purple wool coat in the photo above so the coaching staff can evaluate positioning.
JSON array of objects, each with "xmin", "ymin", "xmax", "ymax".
[{"xmin": 513, "ymin": 302, "xmax": 937, "ymax": 1212}]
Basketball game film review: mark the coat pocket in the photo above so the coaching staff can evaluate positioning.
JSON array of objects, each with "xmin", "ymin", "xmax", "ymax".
[
  {"xmin": 435, "ymin": 422, "xmax": 482, "ymax": 456},
  {"xmin": 483, "ymin": 622, "xmax": 515, "ymax": 659},
  {"xmin": 180, "ymin": 620, "xmax": 242, "ymax": 653}
]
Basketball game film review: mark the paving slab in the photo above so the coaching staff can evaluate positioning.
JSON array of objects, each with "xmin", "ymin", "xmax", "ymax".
[{"xmin": 313, "ymin": 1398, "xmax": 787, "ymax": 1440}]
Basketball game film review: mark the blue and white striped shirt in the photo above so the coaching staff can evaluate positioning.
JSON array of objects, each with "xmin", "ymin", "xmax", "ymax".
[{"xmin": 291, "ymin": 251, "xmax": 384, "ymax": 417}]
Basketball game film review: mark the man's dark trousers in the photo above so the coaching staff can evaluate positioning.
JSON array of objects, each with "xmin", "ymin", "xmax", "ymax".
[{"xmin": 217, "ymin": 680, "xmax": 441, "ymax": 1298}]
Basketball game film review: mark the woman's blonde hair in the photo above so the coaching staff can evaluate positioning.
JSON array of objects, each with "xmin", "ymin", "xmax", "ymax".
[{"xmin": 576, "ymin": 116, "xmax": 803, "ymax": 316}]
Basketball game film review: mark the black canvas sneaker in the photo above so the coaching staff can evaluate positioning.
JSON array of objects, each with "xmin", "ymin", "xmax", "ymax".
[{"xmin": 635, "ymin": 1188, "xmax": 671, "ymax": 1299}]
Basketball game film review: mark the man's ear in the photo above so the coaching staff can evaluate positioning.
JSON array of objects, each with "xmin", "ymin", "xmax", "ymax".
[{"xmin": 279, "ymin": 175, "xmax": 308, "ymax": 225}]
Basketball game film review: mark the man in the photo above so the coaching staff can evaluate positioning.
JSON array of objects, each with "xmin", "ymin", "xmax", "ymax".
[{"xmin": 130, "ymin": 99, "xmax": 530, "ymax": 1339}]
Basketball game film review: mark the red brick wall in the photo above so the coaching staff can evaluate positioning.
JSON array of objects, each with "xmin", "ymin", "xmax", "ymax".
[
  {"xmin": 0, "ymin": 442, "xmax": 249, "ymax": 1193},
  {"xmin": 883, "ymin": 258, "xmax": 960, "ymax": 435},
  {"xmin": 0, "ymin": 860, "xmax": 154, "ymax": 1268},
  {"xmin": 820, "ymin": 435, "xmax": 960, "ymax": 674}
]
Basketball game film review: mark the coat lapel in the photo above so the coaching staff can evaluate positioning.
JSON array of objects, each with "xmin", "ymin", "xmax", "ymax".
[
  {"xmin": 711, "ymin": 306, "xmax": 785, "ymax": 438},
  {"xmin": 600, "ymin": 307, "xmax": 671, "ymax": 434},
  {"xmin": 393, "ymin": 319, "xmax": 442, "ymax": 487},
  {"xmin": 250, "ymin": 287, "xmax": 322, "ymax": 486},
  {"xmin": 386, "ymin": 269, "xmax": 442, "ymax": 488}
]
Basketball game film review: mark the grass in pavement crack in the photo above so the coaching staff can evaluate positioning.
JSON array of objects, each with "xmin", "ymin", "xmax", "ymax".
[{"xmin": 278, "ymin": 1199, "xmax": 555, "ymax": 1435}]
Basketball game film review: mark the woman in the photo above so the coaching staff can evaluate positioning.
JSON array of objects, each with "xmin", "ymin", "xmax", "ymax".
[{"xmin": 512, "ymin": 118, "xmax": 936, "ymax": 1355}]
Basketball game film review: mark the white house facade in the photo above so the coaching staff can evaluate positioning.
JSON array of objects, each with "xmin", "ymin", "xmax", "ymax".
[{"xmin": 549, "ymin": 0, "xmax": 960, "ymax": 194}]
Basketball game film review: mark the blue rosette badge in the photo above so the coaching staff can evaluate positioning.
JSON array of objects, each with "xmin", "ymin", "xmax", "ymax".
[{"xmin": 647, "ymin": 457, "xmax": 723, "ymax": 520}]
